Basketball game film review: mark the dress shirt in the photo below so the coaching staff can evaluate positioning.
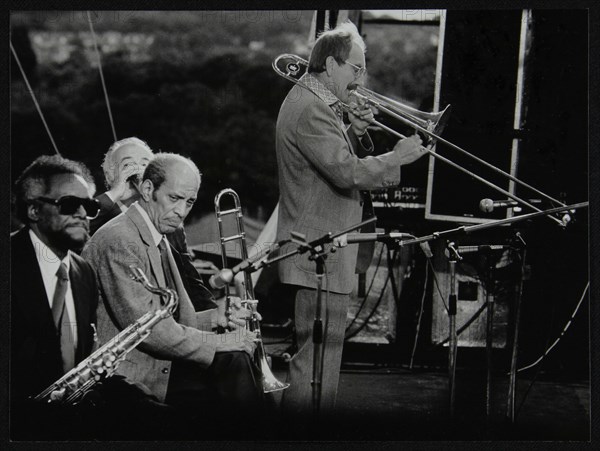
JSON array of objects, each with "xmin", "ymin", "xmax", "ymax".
[
  {"xmin": 133, "ymin": 203, "xmax": 181, "ymax": 286},
  {"xmin": 28, "ymin": 229, "xmax": 78, "ymax": 347},
  {"xmin": 104, "ymin": 190, "xmax": 128, "ymax": 213}
]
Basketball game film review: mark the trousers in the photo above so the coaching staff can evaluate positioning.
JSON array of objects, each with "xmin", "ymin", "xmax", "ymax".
[
  {"xmin": 165, "ymin": 350, "xmax": 267, "ymax": 439},
  {"xmin": 280, "ymin": 286, "xmax": 349, "ymax": 418}
]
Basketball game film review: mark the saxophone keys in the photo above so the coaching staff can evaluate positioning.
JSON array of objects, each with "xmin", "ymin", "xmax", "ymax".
[{"xmin": 49, "ymin": 388, "xmax": 66, "ymax": 402}]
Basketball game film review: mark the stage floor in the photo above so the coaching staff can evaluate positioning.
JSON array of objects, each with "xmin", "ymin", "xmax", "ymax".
[{"xmin": 267, "ymin": 364, "xmax": 589, "ymax": 441}]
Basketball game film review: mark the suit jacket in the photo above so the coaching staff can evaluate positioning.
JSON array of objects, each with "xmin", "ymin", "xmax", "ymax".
[
  {"xmin": 10, "ymin": 227, "xmax": 98, "ymax": 401},
  {"xmin": 275, "ymin": 83, "xmax": 403, "ymax": 294},
  {"xmin": 91, "ymin": 192, "xmax": 216, "ymax": 311},
  {"xmin": 81, "ymin": 205, "xmax": 217, "ymax": 402}
]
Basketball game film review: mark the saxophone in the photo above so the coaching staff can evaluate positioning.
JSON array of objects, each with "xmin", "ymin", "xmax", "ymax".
[{"xmin": 34, "ymin": 266, "xmax": 178, "ymax": 405}]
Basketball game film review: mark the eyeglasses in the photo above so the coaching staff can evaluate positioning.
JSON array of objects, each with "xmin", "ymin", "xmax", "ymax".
[
  {"xmin": 343, "ymin": 60, "xmax": 367, "ymax": 78},
  {"xmin": 35, "ymin": 196, "xmax": 101, "ymax": 219}
]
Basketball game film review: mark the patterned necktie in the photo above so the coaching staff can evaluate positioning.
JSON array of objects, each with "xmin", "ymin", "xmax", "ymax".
[
  {"xmin": 158, "ymin": 238, "xmax": 180, "ymax": 321},
  {"xmin": 52, "ymin": 263, "xmax": 75, "ymax": 373}
]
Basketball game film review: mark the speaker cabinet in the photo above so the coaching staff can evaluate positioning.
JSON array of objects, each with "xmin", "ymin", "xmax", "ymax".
[
  {"xmin": 426, "ymin": 10, "xmax": 527, "ymax": 223},
  {"xmin": 430, "ymin": 239, "xmax": 519, "ymax": 348}
]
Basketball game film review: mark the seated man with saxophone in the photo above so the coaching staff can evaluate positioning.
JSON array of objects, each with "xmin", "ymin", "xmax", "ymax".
[
  {"xmin": 10, "ymin": 155, "xmax": 172, "ymax": 440},
  {"xmin": 274, "ymin": 21, "xmax": 426, "ymax": 422},
  {"xmin": 11, "ymin": 155, "xmax": 100, "ymax": 439},
  {"xmin": 82, "ymin": 153, "xmax": 265, "ymax": 437},
  {"xmin": 91, "ymin": 136, "xmax": 219, "ymax": 312}
]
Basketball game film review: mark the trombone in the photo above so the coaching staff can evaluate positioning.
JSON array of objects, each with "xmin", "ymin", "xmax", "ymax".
[
  {"xmin": 214, "ymin": 188, "xmax": 290, "ymax": 393},
  {"xmin": 272, "ymin": 53, "xmax": 570, "ymax": 227}
]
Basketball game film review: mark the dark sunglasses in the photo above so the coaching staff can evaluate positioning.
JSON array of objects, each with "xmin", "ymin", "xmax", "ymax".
[{"xmin": 35, "ymin": 196, "xmax": 101, "ymax": 219}]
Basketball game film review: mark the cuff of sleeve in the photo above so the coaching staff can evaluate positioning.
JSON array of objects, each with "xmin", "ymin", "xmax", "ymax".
[
  {"xmin": 104, "ymin": 190, "xmax": 116, "ymax": 203},
  {"xmin": 359, "ymin": 133, "xmax": 374, "ymax": 153}
]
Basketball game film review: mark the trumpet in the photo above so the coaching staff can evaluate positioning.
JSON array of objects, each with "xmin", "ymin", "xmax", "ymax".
[
  {"xmin": 272, "ymin": 53, "xmax": 569, "ymax": 227},
  {"xmin": 34, "ymin": 266, "xmax": 178, "ymax": 404},
  {"xmin": 214, "ymin": 188, "xmax": 290, "ymax": 393}
]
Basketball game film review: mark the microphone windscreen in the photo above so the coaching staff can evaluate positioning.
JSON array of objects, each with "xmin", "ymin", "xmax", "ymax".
[{"xmin": 479, "ymin": 198, "xmax": 494, "ymax": 213}]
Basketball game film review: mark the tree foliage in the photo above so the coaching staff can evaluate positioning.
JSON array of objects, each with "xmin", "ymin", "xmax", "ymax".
[{"xmin": 11, "ymin": 11, "xmax": 439, "ymax": 220}]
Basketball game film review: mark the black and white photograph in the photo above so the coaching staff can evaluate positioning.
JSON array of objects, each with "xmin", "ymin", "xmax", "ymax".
[{"xmin": 6, "ymin": 5, "xmax": 595, "ymax": 445}]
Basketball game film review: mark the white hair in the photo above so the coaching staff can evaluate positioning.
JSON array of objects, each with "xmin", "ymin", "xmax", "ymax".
[{"xmin": 101, "ymin": 137, "xmax": 153, "ymax": 188}]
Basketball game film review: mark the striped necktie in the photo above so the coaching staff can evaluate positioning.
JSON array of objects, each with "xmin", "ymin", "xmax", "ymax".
[{"xmin": 158, "ymin": 238, "xmax": 180, "ymax": 321}]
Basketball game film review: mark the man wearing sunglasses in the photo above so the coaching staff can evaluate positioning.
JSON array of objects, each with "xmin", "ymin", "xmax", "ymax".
[
  {"xmin": 274, "ymin": 21, "xmax": 426, "ymax": 423},
  {"xmin": 10, "ymin": 155, "xmax": 101, "ymax": 438},
  {"xmin": 11, "ymin": 155, "xmax": 179, "ymax": 440}
]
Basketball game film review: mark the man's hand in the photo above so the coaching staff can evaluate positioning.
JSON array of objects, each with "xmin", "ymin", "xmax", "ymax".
[
  {"xmin": 214, "ymin": 328, "xmax": 258, "ymax": 356},
  {"xmin": 192, "ymin": 259, "xmax": 219, "ymax": 275},
  {"xmin": 394, "ymin": 134, "xmax": 425, "ymax": 165},
  {"xmin": 215, "ymin": 296, "xmax": 256, "ymax": 330},
  {"xmin": 333, "ymin": 234, "xmax": 348, "ymax": 248},
  {"xmin": 107, "ymin": 164, "xmax": 141, "ymax": 202},
  {"xmin": 347, "ymin": 95, "xmax": 374, "ymax": 136}
]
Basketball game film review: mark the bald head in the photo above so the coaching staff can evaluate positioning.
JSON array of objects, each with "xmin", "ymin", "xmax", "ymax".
[
  {"xmin": 139, "ymin": 153, "xmax": 202, "ymax": 234},
  {"xmin": 143, "ymin": 153, "xmax": 201, "ymax": 191}
]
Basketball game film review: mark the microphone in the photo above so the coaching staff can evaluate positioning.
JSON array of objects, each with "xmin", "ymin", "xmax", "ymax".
[
  {"xmin": 445, "ymin": 241, "xmax": 462, "ymax": 260},
  {"xmin": 208, "ymin": 268, "xmax": 234, "ymax": 290},
  {"xmin": 419, "ymin": 242, "xmax": 433, "ymax": 258},
  {"xmin": 345, "ymin": 232, "xmax": 413, "ymax": 244},
  {"xmin": 479, "ymin": 198, "xmax": 541, "ymax": 212},
  {"xmin": 444, "ymin": 244, "xmax": 514, "ymax": 259},
  {"xmin": 456, "ymin": 244, "xmax": 514, "ymax": 254},
  {"xmin": 208, "ymin": 239, "xmax": 289, "ymax": 289}
]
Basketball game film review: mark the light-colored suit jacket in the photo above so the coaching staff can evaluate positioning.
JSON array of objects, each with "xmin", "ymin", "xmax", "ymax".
[
  {"xmin": 275, "ymin": 83, "xmax": 404, "ymax": 294},
  {"xmin": 81, "ymin": 205, "xmax": 217, "ymax": 402}
]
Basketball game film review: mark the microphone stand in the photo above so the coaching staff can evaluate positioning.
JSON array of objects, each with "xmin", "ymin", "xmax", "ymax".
[
  {"xmin": 445, "ymin": 241, "xmax": 462, "ymax": 418},
  {"xmin": 246, "ymin": 202, "xmax": 586, "ymax": 418},
  {"xmin": 483, "ymin": 246, "xmax": 495, "ymax": 426},
  {"xmin": 307, "ymin": 242, "xmax": 327, "ymax": 418},
  {"xmin": 395, "ymin": 202, "xmax": 587, "ymax": 249},
  {"xmin": 392, "ymin": 202, "xmax": 587, "ymax": 417},
  {"xmin": 245, "ymin": 217, "xmax": 378, "ymax": 417},
  {"xmin": 507, "ymin": 232, "xmax": 527, "ymax": 423}
]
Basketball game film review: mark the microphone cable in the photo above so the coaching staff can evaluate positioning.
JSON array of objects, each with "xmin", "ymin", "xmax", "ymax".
[
  {"xmin": 345, "ymin": 244, "xmax": 385, "ymax": 334},
  {"xmin": 345, "ymin": 247, "xmax": 397, "ymax": 340},
  {"xmin": 515, "ymin": 281, "xmax": 589, "ymax": 374},
  {"xmin": 10, "ymin": 41, "xmax": 61, "ymax": 156},
  {"xmin": 509, "ymin": 281, "xmax": 588, "ymax": 421},
  {"xmin": 426, "ymin": 256, "xmax": 450, "ymax": 314},
  {"xmin": 409, "ymin": 255, "xmax": 429, "ymax": 369}
]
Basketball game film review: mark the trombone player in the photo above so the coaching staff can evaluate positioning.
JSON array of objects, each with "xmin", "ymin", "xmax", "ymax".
[{"xmin": 275, "ymin": 21, "xmax": 426, "ymax": 419}]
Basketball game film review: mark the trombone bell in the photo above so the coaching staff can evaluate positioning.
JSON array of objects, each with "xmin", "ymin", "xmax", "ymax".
[
  {"xmin": 273, "ymin": 53, "xmax": 452, "ymax": 141},
  {"xmin": 353, "ymin": 87, "xmax": 452, "ymax": 139},
  {"xmin": 214, "ymin": 189, "xmax": 289, "ymax": 394}
]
